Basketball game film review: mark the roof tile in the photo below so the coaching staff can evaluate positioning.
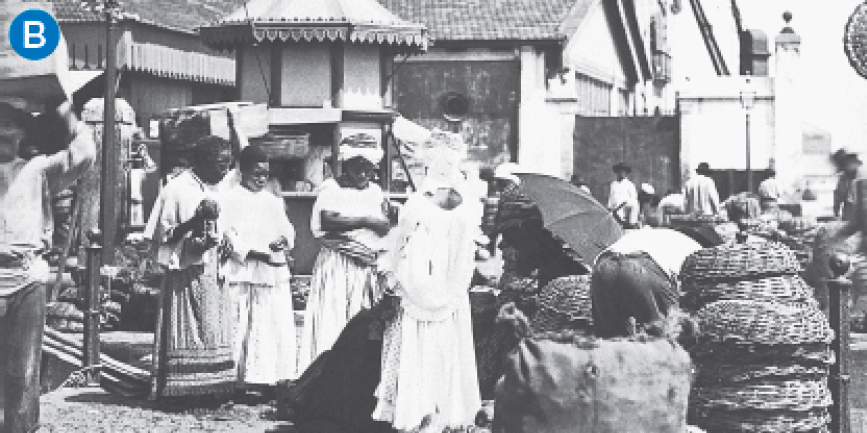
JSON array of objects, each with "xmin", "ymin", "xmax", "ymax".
[
  {"xmin": 376, "ymin": 0, "xmax": 582, "ymax": 41},
  {"xmin": 48, "ymin": 0, "xmax": 246, "ymax": 34},
  {"xmin": 49, "ymin": 0, "xmax": 589, "ymax": 42}
]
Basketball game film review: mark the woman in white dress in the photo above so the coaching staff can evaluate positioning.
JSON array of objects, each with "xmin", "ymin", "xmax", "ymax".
[
  {"xmin": 220, "ymin": 145, "xmax": 297, "ymax": 392},
  {"xmin": 373, "ymin": 149, "xmax": 482, "ymax": 432},
  {"xmin": 297, "ymin": 136, "xmax": 392, "ymax": 374}
]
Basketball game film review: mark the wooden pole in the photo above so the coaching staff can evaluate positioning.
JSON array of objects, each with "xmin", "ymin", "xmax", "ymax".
[
  {"xmin": 827, "ymin": 254, "xmax": 852, "ymax": 433},
  {"xmin": 745, "ymin": 110, "xmax": 752, "ymax": 193},
  {"xmin": 100, "ymin": 9, "xmax": 118, "ymax": 266}
]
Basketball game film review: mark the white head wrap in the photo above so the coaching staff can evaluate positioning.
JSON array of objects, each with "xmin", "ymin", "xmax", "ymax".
[
  {"xmin": 338, "ymin": 133, "xmax": 384, "ymax": 165},
  {"xmin": 419, "ymin": 130, "xmax": 467, "ymax": 194},
  {"xmin": 641, "ymin": 183, "xmax": 655, "ymax": 195}
]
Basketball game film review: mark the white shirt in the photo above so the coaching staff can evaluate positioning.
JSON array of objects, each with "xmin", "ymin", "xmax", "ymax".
[
  {"xmin": 596, "ymin": 228, "xmax": 703, "ymax": 280},
  {"xmin": 310, "ymin": 179, "xmax": 389, "ymax": 251},
  {"xmin": 154, "ymin": 170, "xmax": 225, "ymax": 270},
  {"xmin": 683, "ymin": 174, "xmax": 721, "ymax": 216},
  {"xmin": 607, "ymin": 178, "xmax": 639, "ymax": 224},
  {"xmin": 220, "ymin": 184, "xmax": 295, "ymax": 286},
  {"xmin": 0, "ymin": 124, "xmax": 95, "ymax": 296}
]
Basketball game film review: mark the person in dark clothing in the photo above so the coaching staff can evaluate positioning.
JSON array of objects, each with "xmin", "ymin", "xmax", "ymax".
[
  {"xmin": 283, "ymin": 296, "xmax": 398, "ymax": 433},
  {"xmin": 590, "ymin": 229, "xmax": 702, "ymax": 339}
]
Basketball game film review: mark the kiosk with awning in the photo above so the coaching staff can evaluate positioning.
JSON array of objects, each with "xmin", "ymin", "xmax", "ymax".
[{"xmin": 195, "ymin": 0, "xmax": 429, "ymax": 274}]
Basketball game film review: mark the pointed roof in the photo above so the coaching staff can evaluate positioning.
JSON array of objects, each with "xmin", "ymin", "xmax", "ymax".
[{"xmin": 199, "ymin": 0, "xmax": 428, "ymax": 54}]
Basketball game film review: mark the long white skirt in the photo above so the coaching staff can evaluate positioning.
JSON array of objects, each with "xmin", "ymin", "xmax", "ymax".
[
  {"xmin": 231, "ymin": 281, "xmax": 298, "ymax": 385},
  {"xmin": 372, "ymin": 301, "xmax": 481, "ymax": 432},
  {"xmin": 297, "ymin": 248, "xmax": 378, "ymax": 374}
]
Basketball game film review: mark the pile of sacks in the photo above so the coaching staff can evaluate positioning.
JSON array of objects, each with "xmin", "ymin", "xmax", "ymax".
[{"xmin": 681, "ymin": 242, "xmax": 835, "ymax": 433}]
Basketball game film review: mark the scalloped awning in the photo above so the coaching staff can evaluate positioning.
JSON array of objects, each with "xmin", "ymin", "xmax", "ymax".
[{"xmin": 199, "ymin": 0, "xmax": 429, "ymax": 54}]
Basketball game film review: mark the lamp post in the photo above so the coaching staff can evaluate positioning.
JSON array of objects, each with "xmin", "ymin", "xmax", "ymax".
[
  {"xmin": 78, "ymin": 0, "xmax": 123, "ymax": 382},
  {"xmin": 739, "ymin": 80, "xmax": 756, "ymax": 193},
  {"xmin": 80, "ymin": 0, "xmax": 122, "ymax": 266}
]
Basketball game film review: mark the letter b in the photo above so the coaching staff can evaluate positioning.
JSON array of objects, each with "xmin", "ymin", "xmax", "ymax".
[
  {"xmin": 10, "ymin": 10, "xmax": 60, "ymax": 61},
  {"xmin": 24, "ymin": 21, "xmax": 46, "ymax": 49}
]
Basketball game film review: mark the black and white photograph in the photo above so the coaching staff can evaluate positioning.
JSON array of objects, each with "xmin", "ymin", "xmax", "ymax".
[{"xmin": 2, "ymin": 0, "xmax": 867, "ymax": 431}]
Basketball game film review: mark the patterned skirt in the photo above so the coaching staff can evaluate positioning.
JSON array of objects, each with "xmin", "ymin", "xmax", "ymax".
[{"xmin": 152, "ymin": 260, "xmax": 235, "ymax": 398}]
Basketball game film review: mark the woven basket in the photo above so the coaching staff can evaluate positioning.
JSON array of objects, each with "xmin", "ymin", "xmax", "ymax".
[
  {"xmin": 691, "ymin": 379, "xmax": 832, "ymax": 412},
  {"xmin": 694, "ymin": 362, "xmax": 829, "ymax": 386},
  {"xmin": 691, "ymin": 341, "xmax": 834, "ymax": 366},
  {"xmin": 695, "ymin": 300, "xmax": 833, "ymax": 346},
  {"xmin": 669, "ymin": 215, "xmax": 728, "ymax": 227},
  {"xmin": 681, "ymin": 242, "xmax": 801, "ymax": 283},
  {"xmin": 531, "ymin": 275, "xmax": 593, "ymax": 333},
  {"xmin": 681, "ymin": 275, "xmax": 818, "ymax": 311},
  {"xmin": 690, "ymin": 407, "xmax": 830, "ymax": 433}
]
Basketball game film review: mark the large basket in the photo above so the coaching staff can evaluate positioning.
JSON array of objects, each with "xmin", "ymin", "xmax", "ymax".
[
  {"xmin": 669, "ymin": 215, "xmax": 728, "ymax": 228},
  {"xmin": 694, "ymin": 361, "xmax": 829, "ymax": 386},
  {"xmin": 691, "ymin": 379, "xmax": 832, "ymax": 412},
  {"xmin": 696, "ymin": 300, "xmax": 834, "ymax": 346},
  {"xmin": 690, "ymin": 341, "xmax": 835, "ymax": 366},
  {"xmin": 681, "ymin": 242, "xmax": 801, "ymax": 283},
  {"xmin": 682, "ymin": 275, "xmax": 818, "ymax": 312},
  {"xmin": 531, "ymin": 275, "xmax": 593, "ymax": 334},
  {"xmin": 689, "ymin": 407, "xmax": 830, "ymax": 433}
]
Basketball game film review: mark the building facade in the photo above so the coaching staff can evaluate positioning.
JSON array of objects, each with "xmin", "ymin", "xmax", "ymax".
[
  {"xmin": 379, "ymin": 0, "xmax": 671, "ymax": 178},
  {"xmin": 54, "ymin": 0, "xmax": 242, "ymax": 134}
]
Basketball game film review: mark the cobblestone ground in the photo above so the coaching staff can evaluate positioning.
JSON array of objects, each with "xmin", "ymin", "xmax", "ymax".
[{"xmin": 39, "ymin": 388, "xmax": 294, "ymax": 432}]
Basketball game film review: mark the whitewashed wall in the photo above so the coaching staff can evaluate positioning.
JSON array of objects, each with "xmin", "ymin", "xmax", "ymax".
[{"xmin": 679, "ymin": 76, "xmax": 775, "ymax": 177}]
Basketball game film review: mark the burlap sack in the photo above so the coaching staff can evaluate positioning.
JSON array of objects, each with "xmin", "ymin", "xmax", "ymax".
[{"xmin": 493, "ymin": 337, "xmax": 693, "ymax": 433}]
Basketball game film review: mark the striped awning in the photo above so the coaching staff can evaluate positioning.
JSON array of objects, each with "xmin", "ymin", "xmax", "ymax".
[
  {"xmin": 70, "ymin": 41, "xmax": 236, "ymax": 86},
  {"xmin": 121, "ymin": 43, "xmax": 235, "ymax": 85},
  {"xmin": 199, "ymin": 0, "xmax": 428, "ymax": 54}
]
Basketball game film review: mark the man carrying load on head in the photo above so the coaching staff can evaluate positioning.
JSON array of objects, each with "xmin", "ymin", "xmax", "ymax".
[{"xmin": 0, "ymin": 97, "xmax": 96, "ymax": 432}]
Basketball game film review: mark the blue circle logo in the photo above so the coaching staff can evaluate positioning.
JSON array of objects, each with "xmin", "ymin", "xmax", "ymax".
[{"xmin": 9, "ymin": 9, "xmax": 60, "ymax": 61}]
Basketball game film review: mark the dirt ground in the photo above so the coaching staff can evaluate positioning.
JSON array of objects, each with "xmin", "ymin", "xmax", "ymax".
[{"xmin": 39, "ymin": 388, "xmax": 294, "ymax": 432}]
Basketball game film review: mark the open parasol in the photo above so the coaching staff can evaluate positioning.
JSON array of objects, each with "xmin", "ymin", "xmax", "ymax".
[{"xmin": 516, "ymin": 173, "xmax": 623, "ymax": 262}]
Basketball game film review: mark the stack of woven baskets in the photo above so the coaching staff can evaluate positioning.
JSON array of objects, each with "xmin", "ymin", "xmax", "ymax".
[
  {"xmin": 681, "ymin": 242, "xmax": 835, "ymax": 433},
  {"xmin": 530, "ymin": 274, "xmax": 594, "ymax": 335}
]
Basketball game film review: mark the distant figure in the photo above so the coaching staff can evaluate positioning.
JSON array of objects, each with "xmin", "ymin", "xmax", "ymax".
[
  {"xmin": 683, "ymin": 162, "xmax": 721, "ymax": 217},
  {"xmin": 834, "ymin": 153, "xmax": 862, "ymax": 221},
  {"xmin": 607, "ymin": 163, "xmax": 639, "ymax": 228},
  {"xmin": 757, "ymin": 168, "xmax": 781, "ymax": 213},
  {"xmin": 130, "ymin": 142, "xmax": 158, "ymax": 228},
  {"xmin": 638, "ymin": 183, "xmax": 661, "ymax": 227}
]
